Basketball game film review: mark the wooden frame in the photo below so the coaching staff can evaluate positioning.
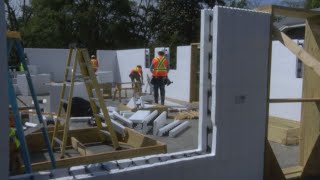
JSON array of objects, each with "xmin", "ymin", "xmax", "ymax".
[
  {"xmin": 19, "ymin": 127, "xmax": 166, "ymax": 172},
  {"xmin": 257, "ymin": 5, "xmax": 320, "ymax": 180}
]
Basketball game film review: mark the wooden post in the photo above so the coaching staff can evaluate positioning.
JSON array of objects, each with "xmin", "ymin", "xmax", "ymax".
[{"xmin": 300, "ymin": 16, "xmax": 320, "ymax": 166}]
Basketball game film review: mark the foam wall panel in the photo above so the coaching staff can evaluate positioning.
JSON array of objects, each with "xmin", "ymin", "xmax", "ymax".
[
  {"xmin": 24, "ymin": 48, "xmax": 73, "ymax": 82},
  {"xmin": 116, "ymin": 49, "xmax": 146, "ymax": 83},
  {"xmin": 165, "ymin": 46, "xmax": 192, "ymax": 102},
  {"xmin": 269, "ymin": 41, "xmax": 303, "ymax": 121},
  {"xmin": 97, "ymin": 50, "xmax": 117, "ymax": 82},
  {"xmin": 211, "ymin": 7, "xmax": 270, "ymax": 178}
]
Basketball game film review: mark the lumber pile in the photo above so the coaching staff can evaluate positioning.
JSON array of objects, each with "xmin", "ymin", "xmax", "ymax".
[
  {"xmin": 268, "ymin": 116, "xmax": 300, "ymax": 145},
  {"xmin": 174, "ymin": 110, "xmax": 199, "ymax": 120}
]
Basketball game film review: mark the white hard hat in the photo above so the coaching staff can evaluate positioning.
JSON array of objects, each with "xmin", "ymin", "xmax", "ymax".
[{"xmin": 91, "ymin": 55, "xmax": 96, "ymax": 58}]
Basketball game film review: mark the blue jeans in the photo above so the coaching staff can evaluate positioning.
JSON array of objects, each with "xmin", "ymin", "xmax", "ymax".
[{"xmin": 152, "ymin": 76, "xmax": 166, "ymax": 105}]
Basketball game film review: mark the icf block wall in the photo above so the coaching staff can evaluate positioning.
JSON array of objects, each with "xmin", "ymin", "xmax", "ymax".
[
  {"xmin": 24, "ymin": 48, "xmax": 76, "ymax": 82},
  {"xmin": 96, "ymin": 50, "xmax": 117, "ymax": 82},
  {"xmin": 269, "ymin": 40, "xmax": 303, "ymax": 121},
  {"xmin": 0, "ymin": 0, "xmax": 9, "ymax": 178},
  {"xmin": 165, "ymin": 46, "xmax": 192, "ymax": 102},
  {"xmin": 85, "ymin": 7, "xmax": 271, "ymax": 180}
]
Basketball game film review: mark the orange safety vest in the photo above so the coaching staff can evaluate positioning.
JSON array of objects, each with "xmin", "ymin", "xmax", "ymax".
[
  {"xmin": 131, "ymin": 67, "xmax": 142, "ymax": 74},
  {"xmin": 91, "ymin": 58, "xmax": 99, "ymax": 72},
  {"xmin": 152, "ymin": 56, "xmax": 168, "ymax": 77}
]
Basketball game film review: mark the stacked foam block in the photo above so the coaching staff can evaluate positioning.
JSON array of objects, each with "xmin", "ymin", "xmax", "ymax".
[{"xmin": 17, "ymin": 73, "xmax": 51, "ymax": 96}]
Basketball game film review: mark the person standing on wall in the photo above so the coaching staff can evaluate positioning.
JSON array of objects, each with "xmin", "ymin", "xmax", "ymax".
[
  {"xmin": 90, "ymin": 55, "xmax": 99, "ymax": 73},
  {"xmin": 129, "ymin": 65, "xmax": 143, "ymax": 95},
  {"xmin": 150, "ymin": 50, "xmax": 169, "ymax": 105}
]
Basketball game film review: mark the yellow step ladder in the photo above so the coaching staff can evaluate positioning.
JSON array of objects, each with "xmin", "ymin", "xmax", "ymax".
[{"xmin": 51, "ymin": 48, "xmax": 119, "ymax": 158}]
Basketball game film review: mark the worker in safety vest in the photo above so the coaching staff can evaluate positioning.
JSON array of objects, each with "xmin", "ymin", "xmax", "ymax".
[
  {"xmin": 90, "ymin": 55, "xmax": 99, "ymax": 73},
  {"xmin": 129, "ymin": 65, "xmax": 143, "ymax": 95},
  {"xmin": 150, "ymin": 50, "xmax": 169, "ymax": 105},
  {"xmin": 9, "ymin": 110, "xmax": 22, "ymax": 174}
]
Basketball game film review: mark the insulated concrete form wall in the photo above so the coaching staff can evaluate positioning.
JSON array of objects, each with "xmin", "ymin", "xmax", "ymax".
[
  {"xmin": 165, "ymin": 46, "xmax": 192, "ymax": 102},
  {"xmin": 115, "ymin": 49, "xmax": 147, "ymax": 84},
  {"xmin": 24, "ymin": 48, "xmax": 73, "ymax": 82},
  {"xmin": 0, "ymin": 1, "xmax": 9, "ymax": 178},
  {"xmin": 269, "ymin": 41, "xmax": 303, "ymax": 121},
  {"xmin": 96, "ymin": 50, "xmax": 117, "ymax": 83}
]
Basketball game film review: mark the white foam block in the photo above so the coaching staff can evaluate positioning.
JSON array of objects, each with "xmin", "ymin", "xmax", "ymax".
[
  {"xmin": 142, "ymin": 110, "xmax": 158, "ymax": 133},
  {"xmin": 113, "ymin": 111, "xmax": 133, "ymax": 128},
  {"xmin": 126, "ymin": 97, "xmax": 137, "ymax": 109},
  {"xmin": 153, "ymin": 111, "xmax": 167, "ymax": 135},
  {"xmin": 158, "ymin": 120, "xmax": 182, "ymax": 136},
  {"xmin": 122, "ymin": 112, "xmax": 135, "ymax": 119},
  {"xmin": 128, "ymin": 110, "xmax": 151, "ymax": 123},
  {"xmin": 102, "ymin": 120, "xmax": 125, "ymax": 136},
  {"xmin": 169, "ymin": 121, "xmax": 190, "ymax": 137}
]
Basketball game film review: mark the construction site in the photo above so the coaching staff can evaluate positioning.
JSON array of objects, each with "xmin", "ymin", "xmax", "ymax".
[{"xmin": 1, "ymin": 1, "xmax": 320, "ymax": 180}]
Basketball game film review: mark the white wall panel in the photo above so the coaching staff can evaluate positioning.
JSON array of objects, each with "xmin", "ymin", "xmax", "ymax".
[
  {"xmin": 24, "ymin": 48, "xmax": 70, "ymax": 82},
  {"xmin": 165, "ymin": 46, "xmax": 192, "ymax": 102},
  {"xmin": 97, "ymin": 50, "xmax": 117, "ymax": 83},
  {"xmin": 269, "ymin": 41, "xmax": 303, "ymax": 121}
]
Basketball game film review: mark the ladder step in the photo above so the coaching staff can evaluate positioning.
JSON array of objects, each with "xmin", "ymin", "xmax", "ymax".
[
  {"xmin": 95, "ymin": 113, "xmax": 104, "ymax": 119},
  {"xmin": 66, "ymin": 66, "xmax": 73, "ymax": 71},
  {"xmin": 100, "ymin": 130, "xmax": 111, "ymax": 137},
  {"xmin": 56, "ymin": 116, "xmax": 65, "ymax": 121},
  {"xmin": 64, "ymin": 82, "xmax": 72, "ymax": 87},
  {"xmin": 53, "ymin": 137, "xmax": 63, "ymax": 145}
]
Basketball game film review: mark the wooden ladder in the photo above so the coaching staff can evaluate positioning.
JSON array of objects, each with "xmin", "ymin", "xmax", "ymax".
[{"xmin": 51, "ymin": 48, "xmax": 119, "ymax": 158}]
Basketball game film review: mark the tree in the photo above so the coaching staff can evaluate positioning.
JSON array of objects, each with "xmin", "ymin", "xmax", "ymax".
[
  {"xmin": 305, "ymin": 0, "xmax": 320, "ymax": 8},
  {"xmin": 4, "ymin": 0, "xmax": 32, "ymax": 31},
  {"xmin": 281, "ymin": 0, "xmax": 305, "ymax": 8},
  {"xmin": 227, "ymin": 0, "xmax": 249, "ymax": 8}
]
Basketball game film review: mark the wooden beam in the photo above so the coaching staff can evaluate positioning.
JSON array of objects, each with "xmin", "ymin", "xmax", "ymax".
[
  {"xmin": 269, "ymin": 98, "xmax": 320, "ymax": 103},
  {"xmin": 71, "ymin": 137, "xmax": 88, "ymax": 156},
  {"xmin": 256, "ymin": 5, "xmax": 320, "ymax": 18},
  {"xmin": 282, "ymin": 166, "xmax": 303, "ymax": 180},
  {"xmin": 300, "ymin": 17, "xmax": 320, "ymax": 167},
  {"xmin": 6, "ymin": 31, "xmax": 21, "ymax": 39},
  {"xmin": 273, "ymin": 27, "xmax": 320, "ymax": 78},
  {"xmin": 264, "ymin": 140, "xmax": 286, "ymax": 180},
  {"xmin": 26, "ymin": 128, "xmax": 104, "ymax": 152},
  {"xmin": 124, "ymin": 128, "xmax": 159, "ymax": 148},
  {"xmin": 28, "ymin": 144, "xmax": 166, "ymax": 171},
  {"xmin": 301, "ymin": 135, "xmax": 320, "ymax": 179}
]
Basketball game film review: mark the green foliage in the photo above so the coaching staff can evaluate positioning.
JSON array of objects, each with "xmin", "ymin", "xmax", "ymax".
[
  {"xmin": 305, "ymin": 0, "xmax": 320, "ymax": 8},
  {"xmin": 5, "ymin": 0, "xmax": 228, "ymax": 52},
  {"xmin": 229, "ymin": 0, "xmax": 248, "ymax": 8},
  {"xmin": 281, "ymin": 0, "xmax": 305, "ymax": 8}
]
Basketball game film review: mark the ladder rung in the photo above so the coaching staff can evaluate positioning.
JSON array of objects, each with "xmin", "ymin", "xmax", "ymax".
[
  {"xmin": 95, "ymin": 113, "xmax": 104, "ymax": 119},
  {"xmin": 100, "ymin": 130, "xmax": 110, "ymax": 137},
  {"xmin": 56, "ymin": 116, "xmax": 65, "ymax": 121},
  {"xmin": 66, "ymin": 66, "xmax": 73, "ymax": 70},
  {"xmin": 90, "ymin": 97, "xmax": 100, "ymax": 102},
  {"xmin": 64, "ymin": 82, "xmax": 72, "ymax": 87},
  {"xmin": 53, "ymin": 137, "xmax": 63, "ymax": 145},
  {"xmin": 60, "ymin": 99, "xmax": 69, "ymax": 104}
]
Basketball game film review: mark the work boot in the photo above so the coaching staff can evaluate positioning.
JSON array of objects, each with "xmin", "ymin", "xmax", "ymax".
[{"xmin": 161, "ymin": 96, "xmax": 165, "ymax": 105}]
